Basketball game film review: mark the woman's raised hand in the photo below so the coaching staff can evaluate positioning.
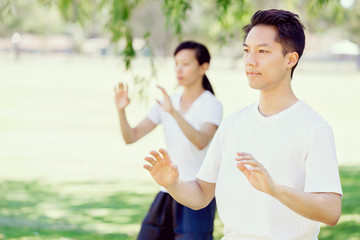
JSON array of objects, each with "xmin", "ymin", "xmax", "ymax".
[
  {"xmin": 114, "ymin": 82, "xmax": 130, "ymax": 110},
  {"xmin": 156, "ymin": 85, "xmax": 175, "ymax": 114}
]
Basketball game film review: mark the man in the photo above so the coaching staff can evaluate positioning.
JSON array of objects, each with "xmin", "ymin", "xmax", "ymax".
[{"xmin": 144, "ymin": 9, "xmax": 342, "ymax": 240}]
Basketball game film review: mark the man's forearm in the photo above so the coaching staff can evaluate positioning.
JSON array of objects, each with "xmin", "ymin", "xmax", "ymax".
[
  {"xmin": 166, "ymin": 179, "xmax": 214, "ymax": 210},
  {"xmin": 272, "ymin": 185, "xmax": 341, "ymax": 226}
]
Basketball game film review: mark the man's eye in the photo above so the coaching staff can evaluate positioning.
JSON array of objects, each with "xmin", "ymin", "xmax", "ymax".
[
  {"xmin": 259, "ymin": 50, "xmax": 268, "ymax": 53},
  {"xmin": 244, "ymin": 49, "xmax": 249, "ymax": 53}
]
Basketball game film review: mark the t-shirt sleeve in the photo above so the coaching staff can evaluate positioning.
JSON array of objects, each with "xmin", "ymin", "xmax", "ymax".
[
  {"xmin": 304, "ymin": 125, "xmax": 343, "ymax": 195},
  {"xmin": 146, "ymin": 103, "xmax": 161, "ymax": 125},
  {"xmin": 196, "ymin": 117, "xmax": 226, "ymax": 183},
  {"xmin": 200, "ymin": 99, "xmax": 223, "ymax": 126}
]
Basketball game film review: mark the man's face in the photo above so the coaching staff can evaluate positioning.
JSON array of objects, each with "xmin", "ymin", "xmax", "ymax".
[{"xmin": 243, "ymin": 24, "xmax": 293, "ymax": 91}]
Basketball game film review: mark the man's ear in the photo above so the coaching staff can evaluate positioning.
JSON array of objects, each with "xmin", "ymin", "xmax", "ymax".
[{"xmin": 287, "ymin": 52, "xmax": 299, "ymax": 68}]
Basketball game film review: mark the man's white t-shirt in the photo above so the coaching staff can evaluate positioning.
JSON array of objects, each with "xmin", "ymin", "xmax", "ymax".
[
  {"xmin": 147, "ymin": 90, "xmax": 223, "ymax": 190},
  {"xmin": 197, "ymin": 101, "xmax": 342, "ymax": 240}
]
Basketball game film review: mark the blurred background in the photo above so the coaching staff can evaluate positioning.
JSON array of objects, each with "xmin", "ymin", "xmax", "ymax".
[{"xmin": 0, "ymin": 0, "xmax": 359, "ymax": 239}]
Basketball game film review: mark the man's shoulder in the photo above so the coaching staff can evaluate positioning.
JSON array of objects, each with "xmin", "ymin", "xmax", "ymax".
[
  {"xmin": 223, "ymin": 103, "xmax": 257, "ymax": 124},
  {"xmin": 296, "ymin": 101, "xmax": 330, "ymax": 127}
]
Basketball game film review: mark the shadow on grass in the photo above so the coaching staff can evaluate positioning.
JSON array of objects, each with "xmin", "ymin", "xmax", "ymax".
[
  {"xmin": 0, "ymin": 180, "xmax": 155, "ymax": 240},
  {"xmin": 0, "ymin": 166, "xmax": 359, "ymax": 240},
  {"xmin": 319, "ymin": 166, "xmax": 360, "ymax": 240}
]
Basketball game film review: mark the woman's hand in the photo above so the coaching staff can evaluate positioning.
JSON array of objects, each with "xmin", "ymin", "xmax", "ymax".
[
  {"xmin": 114, "ymin": 82, "xmax": 130, "ymax": 110},
  {"xmin": 156, "ymin": 85, "xmax": 175, "ymax": 114}
]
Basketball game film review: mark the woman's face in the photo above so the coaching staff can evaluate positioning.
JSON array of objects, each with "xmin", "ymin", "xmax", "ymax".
[{"xmin": 174, "ymin": 49, "xmax": 206, "ymax": 87}]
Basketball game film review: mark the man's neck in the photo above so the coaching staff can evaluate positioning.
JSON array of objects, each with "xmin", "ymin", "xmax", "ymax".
[{"xmin": 258, "ymin": 85, "xmax": 298, "ymax": 117}]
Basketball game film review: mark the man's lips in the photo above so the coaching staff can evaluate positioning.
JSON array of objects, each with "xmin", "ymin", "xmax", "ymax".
[{"xmin": 247, "ymin": 71, "xmax": 261, "ymax": 76}]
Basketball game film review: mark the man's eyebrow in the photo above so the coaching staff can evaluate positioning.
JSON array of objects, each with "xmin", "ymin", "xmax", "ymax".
[{"xmin": 242, "ymin": 43, "xmax": 271, "ymax": 47}]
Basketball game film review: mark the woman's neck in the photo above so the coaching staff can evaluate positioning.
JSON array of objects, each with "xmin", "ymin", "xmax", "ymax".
[{"xmin": 182, "ymin": 82, "xmax": 205, "ymax": 103}]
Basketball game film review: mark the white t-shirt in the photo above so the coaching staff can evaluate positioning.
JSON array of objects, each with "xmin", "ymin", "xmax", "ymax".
[
  {"xmin": 197, "ymin": 101, "xmax": 342, "ymax": 240},
  {"xmin": 147, "ymin": 90, "xmax": 223, "ymax": 189}
]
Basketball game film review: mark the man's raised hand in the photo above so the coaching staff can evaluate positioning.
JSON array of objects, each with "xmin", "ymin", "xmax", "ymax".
[
  {"xmin": 236, "ymin": 152, "xmax": 277, "ymax": 196},
  {"xmin": 144, "ymin": 148, "xmax": 179, "ymax": 187}
]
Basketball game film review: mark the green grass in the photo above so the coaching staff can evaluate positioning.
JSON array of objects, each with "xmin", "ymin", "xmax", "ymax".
[
  {"xmin": 0, "ymin": 55, "xmax": 359, "ymax": 239},
  {"xmin": 0, "ymin": 166, "xmax": 359, "ymax": 239},
  {"xmin": 0, "ymin": 180, "xmax": 224, "ymax": 239}
]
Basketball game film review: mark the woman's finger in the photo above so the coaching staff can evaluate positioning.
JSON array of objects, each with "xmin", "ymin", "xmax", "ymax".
[
  {"xmin": 119, "ymin": 82, "xmax": 124, "ymax": 93},
  {"xmin": 157, "ymin": 85, "xmax": 168, "ymax": 96}
]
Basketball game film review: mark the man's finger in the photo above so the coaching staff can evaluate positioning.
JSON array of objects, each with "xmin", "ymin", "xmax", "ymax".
[
  {"xmin": 143, "ymin": 164, "xmax": 153, "ymax": 172},
  {"xmin": 150, "ymin": 150, "xmax": 163, "ymax": 162},
  {"xmin": 144, "ymin": 156, "xmax": 156, "ymax": 166},
  {"xmin": 236, "ymin": 152, "xmax": 253, "ymax": 157},
  {"xmin": 235, "ymin": 159, "xmax": 258, "ymax": 166},
  {"xmin": 235, "ymin": 156, "xmax": 253, "ymax": 161},
  {"xmin": 237, "ymin": 163, "xmax": 251, "ymax": 178},
  {"xmin": 248, "ymin": 167, "xmax": 261, "ymax": 171},
  {"xmin": 159, "ymin": 148, "xmax": 169, "ymax": 160},
  {"xmin": 170, "ymin": 163, "xmax": 178, "ymax": 175}
]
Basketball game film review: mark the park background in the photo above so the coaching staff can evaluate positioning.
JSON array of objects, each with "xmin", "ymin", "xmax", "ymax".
[{"xmin": 0, "ymin": 0, "xmax": 359, "ymax": 239}]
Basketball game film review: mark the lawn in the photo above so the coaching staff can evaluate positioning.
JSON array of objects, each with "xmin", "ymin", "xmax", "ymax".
[{"xmin": 0, "ymin": 54, "xmax": 359, "ymax": 239}]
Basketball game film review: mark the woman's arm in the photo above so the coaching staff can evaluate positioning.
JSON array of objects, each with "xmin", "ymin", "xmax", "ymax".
[
  {"xmin": 171, "ymin": 110, "xmax": 218, "ymax": 149},
  {"xmin": 157, "ymin": 86, "xmax": 219, "ymax": 150},
  {"xmin": 117, "ymin": 110, "xmax": 157, "ymax": 144},
  {"xmin": 115, "ymin": 83, "xmax": 157, "ymax": 144}
]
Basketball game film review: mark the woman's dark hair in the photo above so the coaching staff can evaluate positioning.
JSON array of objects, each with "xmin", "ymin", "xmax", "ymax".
[
  {"xmin": 243, "ymin": 9, "xmax": 305, "ymax": 78},
  {"xmin": 174, "ymin": 41, "xmax": 214, "ymax": 95}
]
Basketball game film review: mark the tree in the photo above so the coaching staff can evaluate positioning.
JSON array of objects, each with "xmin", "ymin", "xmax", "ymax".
[{"xmin": 2, "ymin": 0, "xmax": 354, "ymax": 96}]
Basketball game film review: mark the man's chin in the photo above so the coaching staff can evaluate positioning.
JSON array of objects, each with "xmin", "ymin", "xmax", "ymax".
[{"xmin": 248, "ymin": 80, "xmax": 262, "ymax": 90}]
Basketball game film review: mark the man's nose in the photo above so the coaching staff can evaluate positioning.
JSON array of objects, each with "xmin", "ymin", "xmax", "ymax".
[{"xmin": 244, "ymin": 52, "xmax": 256, "ymax": 67}]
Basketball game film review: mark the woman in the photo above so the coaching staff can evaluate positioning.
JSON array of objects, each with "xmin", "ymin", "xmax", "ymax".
[{"xmin": 114, "ymin": 41, "xmax": 223, "ymax": 240}]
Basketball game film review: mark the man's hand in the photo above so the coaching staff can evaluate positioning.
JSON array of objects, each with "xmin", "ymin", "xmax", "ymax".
[
  {"xmin": 144, "ymin": 148, "xmax": 179, "ymax": 187},
  {"xmin": 114, "ymin": 82, "xmax": 130, "ymax": 110},
  {"xmin": 236, "ymin": 152, "xmax": 342, "ymax": 226},
  {"xmin": 236, "ymin": 152, "xmax": 277, "ymax": 196}
]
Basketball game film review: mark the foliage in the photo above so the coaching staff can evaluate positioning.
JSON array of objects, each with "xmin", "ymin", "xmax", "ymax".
[
  {"xmin": 1, "ymin": 0, "xmax": 359, "ymax": 91},
  {"xmin": 343, "ymin": 0, "xmax": 360, "ymax": 45},
  {"xmin": 162, "ymin": 0, "xmax": 191, "ymax": 39}
]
